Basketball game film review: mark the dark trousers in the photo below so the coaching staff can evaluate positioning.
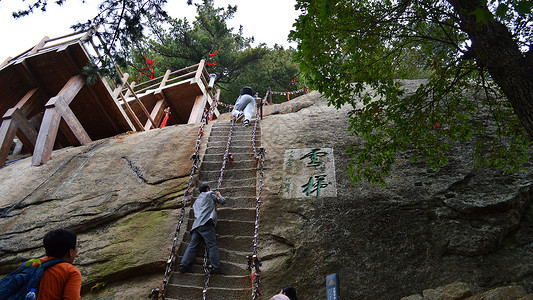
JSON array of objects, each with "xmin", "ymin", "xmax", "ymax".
[{"xmin": 180, "ymin": 220, "xmax": 221, "ymax": 270}]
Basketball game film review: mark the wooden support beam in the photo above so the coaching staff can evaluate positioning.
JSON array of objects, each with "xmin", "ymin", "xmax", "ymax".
[
  {"xmin": 32, "ymin": 107, "xmax": 61, "ymax": 166},
  {"xmin": 32, "ymin": 75, "xmax": 87, "ymax": 166},
  {"xmin": 85, "ymin": 84, "xmax": 121, "ymax": 133},
  {"xmin": 55, "ymin": 100, "xmax": 91, "ymax": 144},
  {"xmin": 0, "ymin": 119, "xmax": 18, "ymax": 167},
  {"xmin": 188, "ymin": 95, "xmax": 207, "ymax": 124},
  {"xmin": 119, "ymin": 93, "xmax": 145, "ymax": 131},
  {"xmin": 10, "ymin": 109, "xmax": 38, "ymax": 151},
  {"xmin": 144, "ymin": 99, "xmax": 166, "ymax": 131},
  {"xmin": 123, "ymin": 81, "xmax": 157, "ymax": 129}
]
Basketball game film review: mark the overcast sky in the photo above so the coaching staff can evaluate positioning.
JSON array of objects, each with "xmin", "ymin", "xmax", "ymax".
[{"xmin": 0, "ymin": 0, "xmax": 300, "ymax": 61}]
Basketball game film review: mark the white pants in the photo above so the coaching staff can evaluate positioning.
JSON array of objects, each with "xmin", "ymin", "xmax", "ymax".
[{"xmin": 232, "ymin": 94, "xmax": 256, "ymax": 121}]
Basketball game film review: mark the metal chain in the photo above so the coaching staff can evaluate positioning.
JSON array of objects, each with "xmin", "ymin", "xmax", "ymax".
[
  {"xmin": 246, "ymin": 91, "xmax": 269, "ymax": 299},
  {"xmin": 150, "ymin": 95, "xmax": 219, "ymax": 300},
  {"xmin": 202, "ymin": 247, "xmax": 211, "ymax": 300},
  {"xmin": 268, "ymin": 86, "xmax": 308, "ymax": 96},
  {"xmin": 217, "ymin": 117, "xmax": 236, "ymax": 191}
]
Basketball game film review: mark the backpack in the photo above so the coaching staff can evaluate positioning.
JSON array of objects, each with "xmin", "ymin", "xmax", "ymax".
[{"xmin": 0, "ymin": 258, "xmax": 67, "ymax": 300}]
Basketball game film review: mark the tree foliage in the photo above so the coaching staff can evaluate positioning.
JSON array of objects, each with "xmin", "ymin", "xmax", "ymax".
[
  {"xmin": 125, "ymin": 0, "xmax": 300, "ymax": 105},
  {"xmin": 290, "ymin": 0, "xmax": 533, "ymax": 185}
]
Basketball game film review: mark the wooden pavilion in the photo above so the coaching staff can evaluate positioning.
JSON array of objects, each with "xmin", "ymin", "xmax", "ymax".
[{"xmin": 0, "ymin": 29, "xmax": 219, "ymax": 168}]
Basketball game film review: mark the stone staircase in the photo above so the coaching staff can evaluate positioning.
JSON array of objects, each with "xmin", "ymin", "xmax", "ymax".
[{"xmin": 165, "ymin": 120, "xmax": 260, "ymax": 299}]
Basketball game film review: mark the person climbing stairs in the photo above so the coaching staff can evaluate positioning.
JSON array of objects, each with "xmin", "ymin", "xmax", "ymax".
[{"xmin": 164, "ymin": 119, "xmax": 261, "ymax": 299}]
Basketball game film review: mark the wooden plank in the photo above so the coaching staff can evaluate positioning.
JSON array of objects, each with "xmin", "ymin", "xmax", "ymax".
[
  {"xmin": 144, "ymin": 99, "xmax": 166, "ymax": 131},
  {"xmin": 32, "ymin": 107, "xmax": 61, "ymax": 166},
  {"xmin": 187, "ymin": 95, "xmax": 206, "ymax": 124},
  {"xmin": 55, "ymin": 100, "xmax": 91, "ymax": 144},
  {"xmin": 0, "ymin": 119, "xmax": 18, "ymax": 167},
  {"xmin": 19, "ymin": 60, "xmax": 41, "ymax": 87}
]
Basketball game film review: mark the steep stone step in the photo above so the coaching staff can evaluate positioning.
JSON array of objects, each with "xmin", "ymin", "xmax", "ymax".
[
  {"xmin": 210, "ymin": 122, "xmax": 259, "ymax": 133},
  {"xmin": 165, "ymin": 285, "xmax": 250, "ymax": 300},
  {"xmin": 205, "ymin": 145, "xmax": 255, "ymax": 155},
  {"xmin": 173, "ymin": 253, "xmax": 249, "ymax": 275},
  {"xmin": 202, "ymin": 153, "xmax": 258, "ymax": 164},
  {"xmin": 201, "ymin": 178, "xmax": 256, "ymax": 190},
  {"xmin": 177, "ymin": 242, "xmax": 252, "ymax": 264},
  {"xmin": 178, "ymin": 236, "xmax": 254, "ymax": 258},
  {"xmin": 208, "ymin": 130, "xmax": 260, "ymax": 139},
  {"xmin": 170, "ymin": 272, "xmax": 250, "ymax": 289},
  {"xmin": 205, "ymin": 139, "xmax": 258, "ymax": 149},
  {"xmin": 177, "ymin": 245, "xmax": 251, "ymax": 267},
  {"xmin": 201, "ymin": 160, "xmax": 257, "ymax": 172},
  {"xmin": 187, "ymin": 207, "xmax": 256, "ymax": 220},
  {"xmin": 198, "ymin": 168, "xmax": 257, "ymax": 182},
  {"xmin": 186, "ymin": 219, "xmax": 255, "ymax": 236}
]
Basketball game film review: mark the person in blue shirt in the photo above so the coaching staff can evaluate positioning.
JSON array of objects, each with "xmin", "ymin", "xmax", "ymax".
[{"xmin": 179, "ymin": 184, "xmax": 226, "ymax": 274}]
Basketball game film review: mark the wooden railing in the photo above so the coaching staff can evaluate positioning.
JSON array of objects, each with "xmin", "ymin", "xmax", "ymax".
[{"xmin": 113, "ymin": 59, "xmax": 217, "ymax": 131}]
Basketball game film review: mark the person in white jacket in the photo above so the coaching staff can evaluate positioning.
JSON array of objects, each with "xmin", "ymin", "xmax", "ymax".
[
  {"xmin": 179, "ymin": 184, "xmax": 226, "ymax": 274},
  {"xmin": 232, "ymin": 86, "xmax": 257, "ymax": 127}
]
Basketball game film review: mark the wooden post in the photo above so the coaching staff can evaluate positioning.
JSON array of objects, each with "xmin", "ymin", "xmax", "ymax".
[
  {"xmin": 31, "ymin": 107, "xmax": 61, "ymax": 166},
  {"xmin": 0, "ymin": 88, "xmax": 41, "ymax": 167},
  {"xmin": 144, "ymin": 99, "xmax": 166, "ymax": 131},
  {"xmin": 188, "ymin": 95, "xmax": 207, "ymax": 124},
  {"xmin": 123, "ymin": 81, "xmax": 157, "ymax": 129},
  {"xmin": 191, "ymin": 60, "xmax": 205, "ymax": 85},
  {"xmin": 32, "ymin": 75, "xmax": 88, "ymax": 166},
  {"xmin": 119, "ymin": 92, "xmax": 145, "ymax": 131},
  {"xmin": 0, "ymin": 119, "xmax": 18, "ymax": 167}
]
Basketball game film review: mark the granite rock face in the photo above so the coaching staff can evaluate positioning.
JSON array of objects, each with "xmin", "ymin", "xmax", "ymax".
[
  {"xmin": 257, "ymin": 89, "xmax": 533, "ymax": 299},
  {"xmin": 0, "ymin": 84, "xmax": 532, "ymax": 299},
  {"xmin": 0, "ymin": 124, "xmax": 205, "ymax": 297}
]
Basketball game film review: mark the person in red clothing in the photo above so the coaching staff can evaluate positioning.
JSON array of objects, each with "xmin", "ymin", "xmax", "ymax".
[{"xmin": 36, "ymin": 228, "xmax": 82, "ymax": 300}]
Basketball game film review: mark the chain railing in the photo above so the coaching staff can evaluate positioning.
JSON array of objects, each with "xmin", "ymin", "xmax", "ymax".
[
  {"xmin": 149, "ymin": 95, "xmax": 219, "ymax": 300},
  {"xmin": 245, "ymin": 90, "xmax": 269, "ymax": 299}
]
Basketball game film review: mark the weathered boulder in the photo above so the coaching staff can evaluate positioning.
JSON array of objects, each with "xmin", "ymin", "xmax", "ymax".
[{"xmin": 0, "ymin": 124, "xmax": 206, "ymax": 296}]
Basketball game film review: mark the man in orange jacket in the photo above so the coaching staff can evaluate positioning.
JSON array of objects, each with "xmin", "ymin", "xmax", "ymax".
[{"xmin": 36, "ymin": 228, "xmax": 82, "ymax": 300}]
